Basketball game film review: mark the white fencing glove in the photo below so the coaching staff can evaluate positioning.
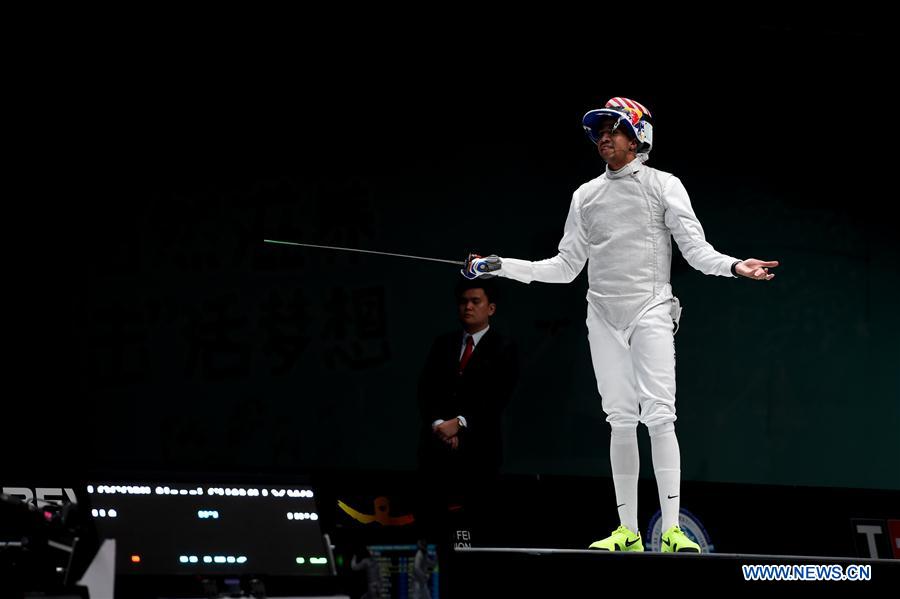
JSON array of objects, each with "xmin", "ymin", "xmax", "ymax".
[{"xmin": 461, "ymin": 253, "xmax": 501, "ymax": 279}]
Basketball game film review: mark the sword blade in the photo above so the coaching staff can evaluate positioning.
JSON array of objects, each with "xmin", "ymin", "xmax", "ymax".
[{"xmin": 263, "ymin": 240, "xmax": 466, "ymax": 266}]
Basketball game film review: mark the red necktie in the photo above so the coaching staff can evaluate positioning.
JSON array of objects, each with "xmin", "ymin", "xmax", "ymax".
[{"xmin": 458, "ymin": 335, "xmax": 474, "ymax": 374}]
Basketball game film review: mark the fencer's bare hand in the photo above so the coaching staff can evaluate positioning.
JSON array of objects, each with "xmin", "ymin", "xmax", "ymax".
[
  {"xmin": 447, "ymin": 436, "xmax": 459, "ymax": 450},
  {"xmin": 433, "ymin": 419, "xmax": 460, "ymax": 441},
  {"xmin": 736, "ymin": 259, "xmax": 779, "ymax": 281}
]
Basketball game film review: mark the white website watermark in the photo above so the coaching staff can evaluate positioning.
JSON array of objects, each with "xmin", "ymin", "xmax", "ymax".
[{"xmin": 742, "ymin": 564, "xmax": 872, "ymax": 582}]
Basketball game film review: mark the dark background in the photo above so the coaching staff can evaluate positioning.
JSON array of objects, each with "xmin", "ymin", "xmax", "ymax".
[{"xmin": 10, "ymin": 19, "xmax": 898, "ymax": 491}]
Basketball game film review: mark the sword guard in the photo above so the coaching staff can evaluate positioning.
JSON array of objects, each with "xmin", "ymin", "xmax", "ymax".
[{"xmin": 461, "ymin": 251, "xmax": 500, "ymax": 280}]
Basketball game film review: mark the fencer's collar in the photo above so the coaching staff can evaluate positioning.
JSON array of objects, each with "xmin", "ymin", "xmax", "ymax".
[{"xmin": 605, "ymin": 156, "xmax": 643, "ymax": 179}]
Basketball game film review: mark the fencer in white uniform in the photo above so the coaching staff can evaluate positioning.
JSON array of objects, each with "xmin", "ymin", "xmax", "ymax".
[{"xmin": 465, "ymin": 97, "xmax": 778, "ymax": 551}]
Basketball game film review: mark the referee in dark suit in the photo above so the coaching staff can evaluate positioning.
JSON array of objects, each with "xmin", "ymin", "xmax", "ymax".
[{"xmin": 416, "ymin": 277, "xmax": 518, "ymax": 544}]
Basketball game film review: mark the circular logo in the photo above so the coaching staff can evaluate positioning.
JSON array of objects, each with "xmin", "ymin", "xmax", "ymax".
[{"xmin": 646, "ymin": 508, "xmax": 714, "ymax": 553}]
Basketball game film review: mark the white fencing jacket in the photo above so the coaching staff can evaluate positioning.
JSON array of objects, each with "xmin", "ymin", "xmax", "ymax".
[{"xmin": 499, "ymin": 157, "xmax": 739, "ymax": 331}]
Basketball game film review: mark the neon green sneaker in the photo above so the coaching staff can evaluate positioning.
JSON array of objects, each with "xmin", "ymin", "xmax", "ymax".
[
  {"xmin": 588, "ymin": 525, "xmax": 644, "ymax": 551},
  {"xmin": 661, "ymin": 525, "xmax": 701, "ymax": 553}
]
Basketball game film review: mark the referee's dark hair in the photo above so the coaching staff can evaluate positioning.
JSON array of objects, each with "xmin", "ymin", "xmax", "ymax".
[{"xmin": 454, "ymin": 277, "xmax": 499, "ymax": 305}]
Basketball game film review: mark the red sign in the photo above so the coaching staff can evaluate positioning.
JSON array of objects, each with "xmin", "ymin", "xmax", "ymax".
[{"xmin": 888, "ymin": 519, "xmax": 900, "ymax": 559}]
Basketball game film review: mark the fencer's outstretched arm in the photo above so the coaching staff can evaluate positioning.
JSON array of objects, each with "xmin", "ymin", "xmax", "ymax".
[
  {"xmin": 497, "ymin": 191, "xmax": 589, "ymax": 284},
  {"xmin": 661, "ymin": 176, "xmax": 742, "ymax": 277},
  {"xmin": 662, "ymin": 176, "xmax": 779, "ymax": 281}
]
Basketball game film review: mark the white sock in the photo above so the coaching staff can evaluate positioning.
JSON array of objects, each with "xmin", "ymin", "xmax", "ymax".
[
  {"xmin": 649, "ymin": 422, "xmax": 681, "ymax": 531},
  {"xmin": 610, "ymin": 426, "xmax": 639, "ymax": 534}
]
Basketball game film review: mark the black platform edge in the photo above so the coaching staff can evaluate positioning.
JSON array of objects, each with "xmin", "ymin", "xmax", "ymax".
[{"xmin": 448, "ymin": 546, "xmax": 900, "ymax": 597}]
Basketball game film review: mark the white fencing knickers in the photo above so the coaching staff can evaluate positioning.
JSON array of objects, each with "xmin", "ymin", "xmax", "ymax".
[
  {"xmin": 586, "ymin": 298, "xmax": 679, "ymax": 428},
  {"xmin": 587, "ymin": 296, "xmax": 684, "ymax": 532}
]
